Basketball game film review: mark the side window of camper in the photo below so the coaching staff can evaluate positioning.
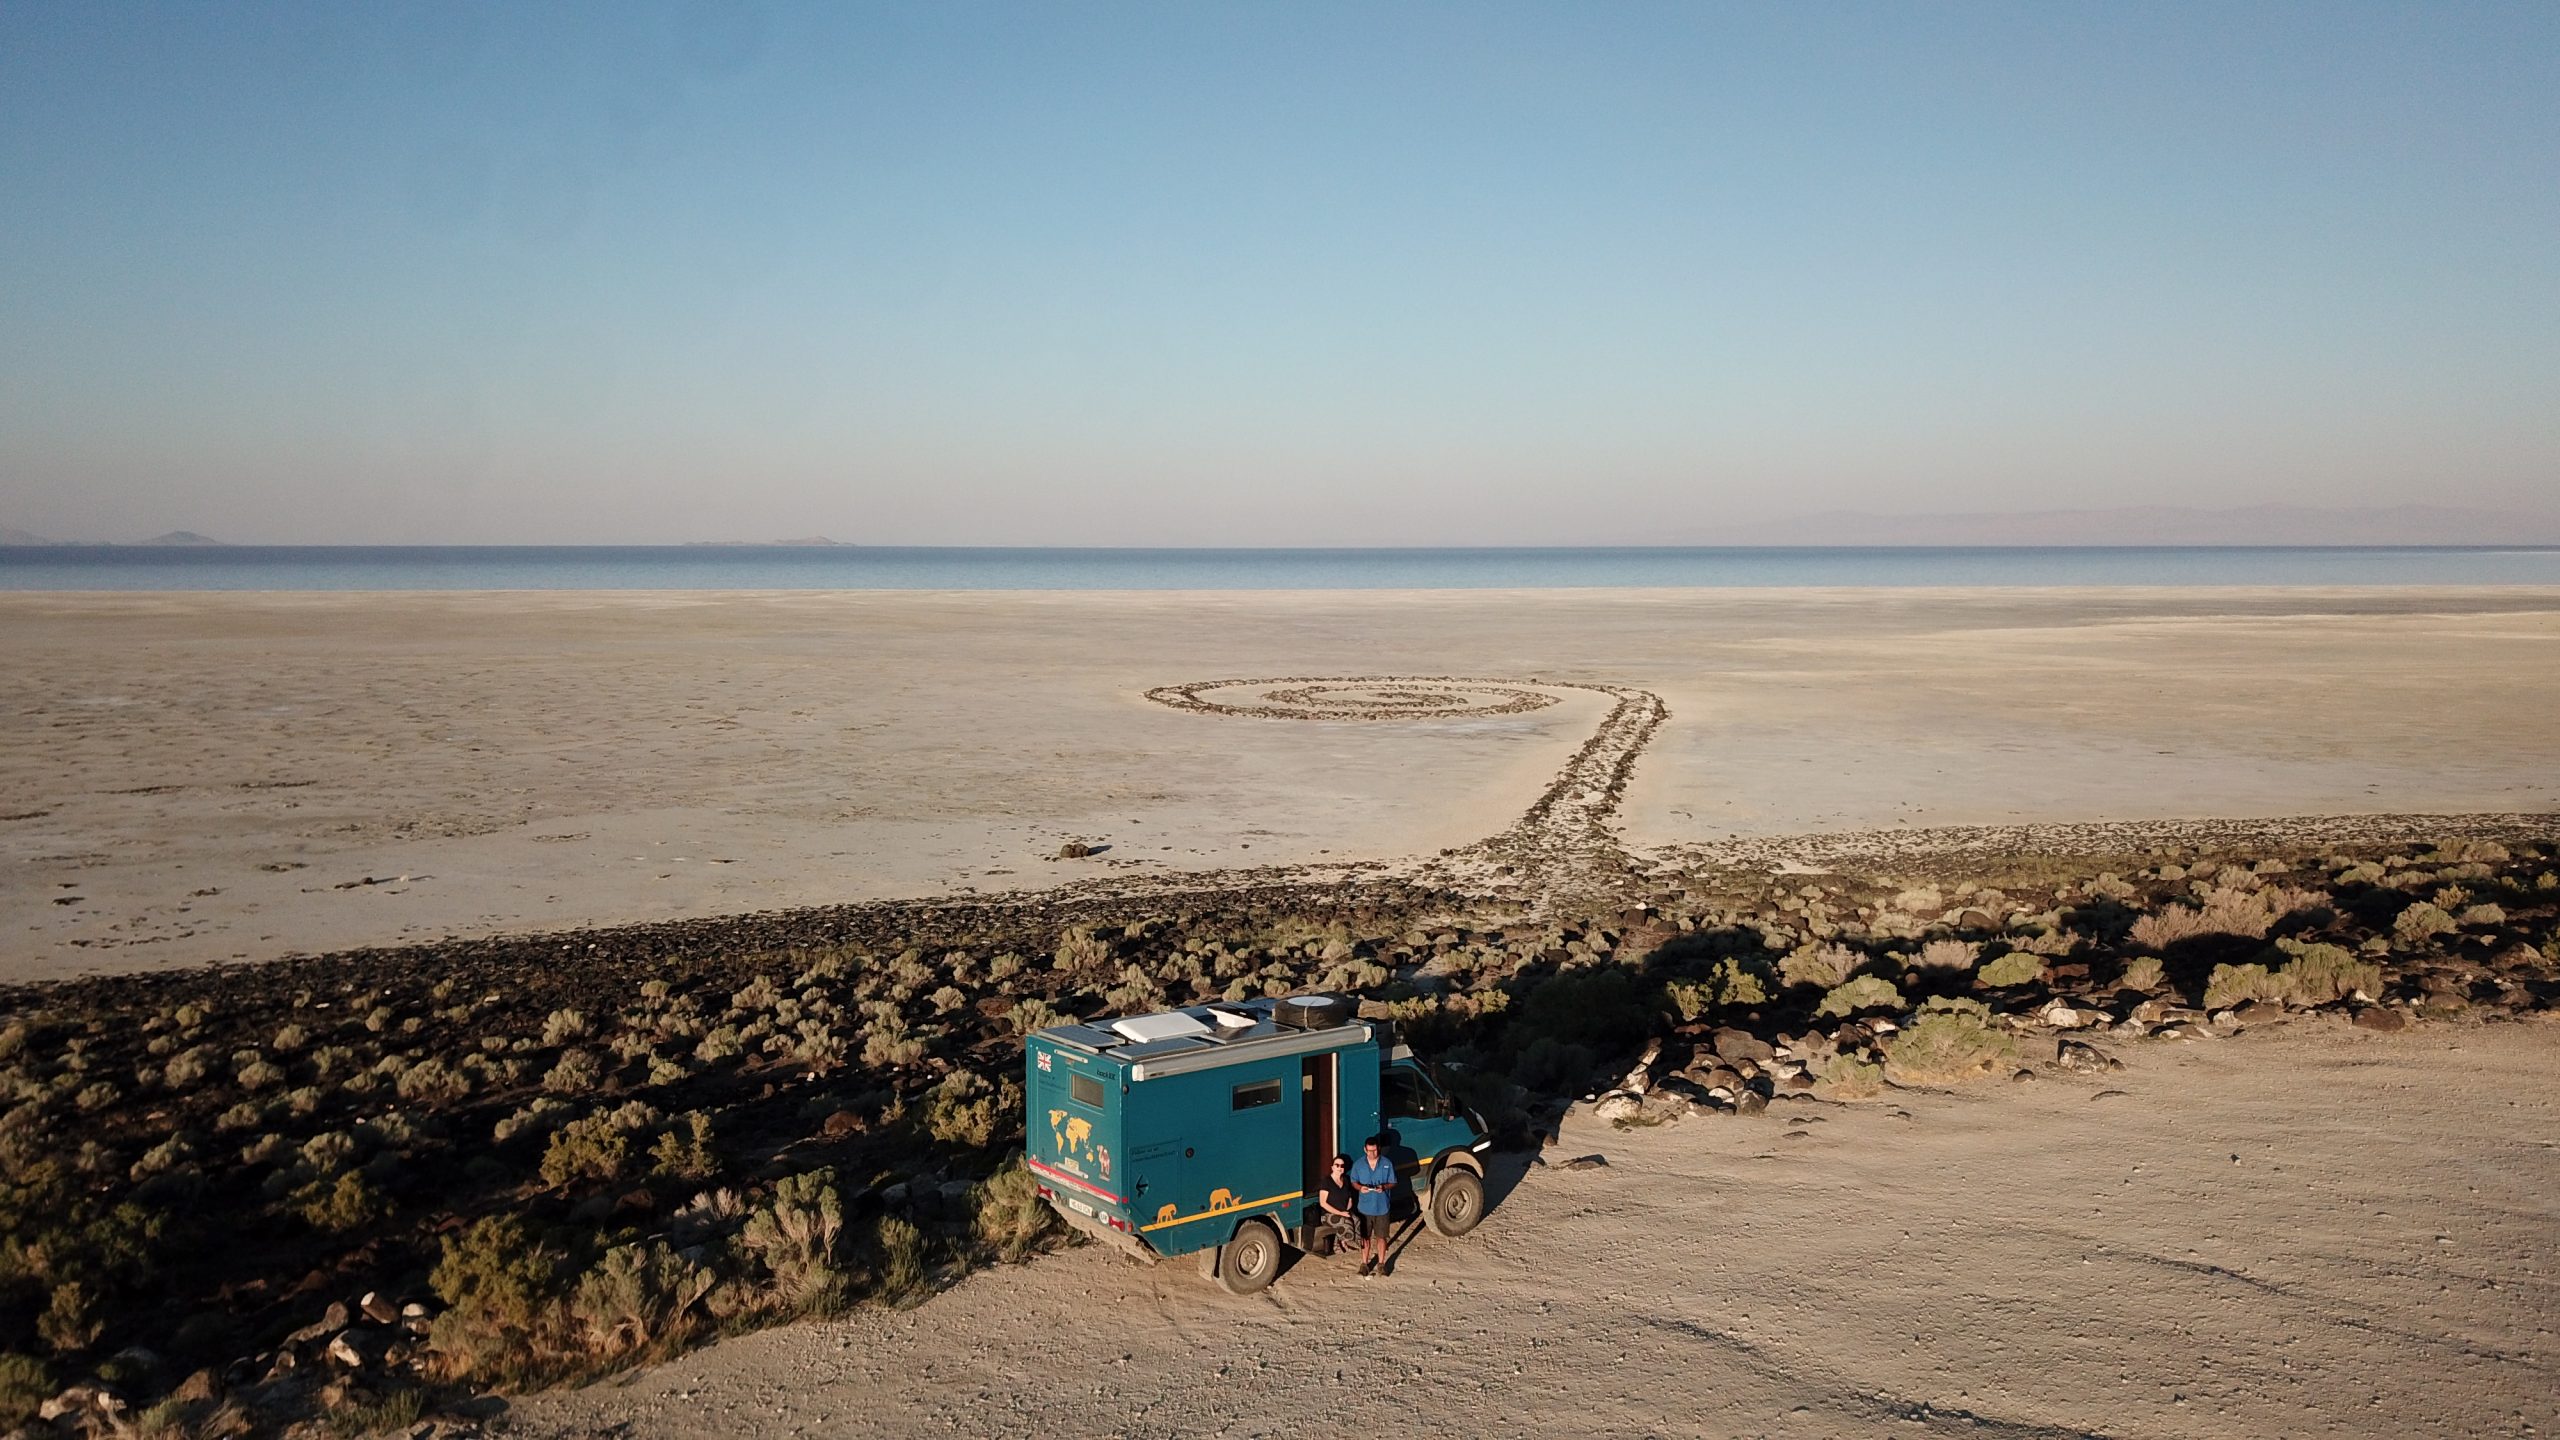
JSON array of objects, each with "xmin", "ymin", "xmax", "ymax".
[
  {"xmin": 1231, "ymin": 1078, "xmax": 1282, "ymax": 1111},
  {"xmin": 1070, "ymin": 1073, "xmax": 1104, "ymax": 1108},
  {"xmin": 1383, "ymin": 1067, "xmax": 1442, "ymax": 1119}
]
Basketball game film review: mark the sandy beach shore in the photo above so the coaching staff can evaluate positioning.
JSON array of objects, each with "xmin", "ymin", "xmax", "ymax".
[{"xmin": 5, "ymin": 586, "xmax": 2556, "ymax": 981}]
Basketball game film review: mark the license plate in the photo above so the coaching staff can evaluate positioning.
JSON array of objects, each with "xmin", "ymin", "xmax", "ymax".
[{"xmin": 1067, "ymin": 1198, "xmax": 1096, "ymax": 1218}]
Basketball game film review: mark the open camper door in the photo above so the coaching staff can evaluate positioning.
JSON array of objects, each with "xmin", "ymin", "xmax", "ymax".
[{"xmin": 1300, "ymin": 1051, "xmax": 1338, "ymax": 1193}]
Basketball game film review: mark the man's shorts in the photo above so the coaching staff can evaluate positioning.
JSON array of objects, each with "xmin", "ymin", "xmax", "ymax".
[{"xmin": 1360, "ymin": 1212, "xmax": 1392, "ymax": 1240}]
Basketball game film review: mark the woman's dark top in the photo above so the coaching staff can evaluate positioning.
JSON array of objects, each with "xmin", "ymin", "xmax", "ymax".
[{"xmin": 1318, "ymin": 1175, "xmax": 1358, "ymax": 1215}]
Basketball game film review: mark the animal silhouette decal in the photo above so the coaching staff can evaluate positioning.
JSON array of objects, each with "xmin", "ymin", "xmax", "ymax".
[
  {"xmin": 1155, "ymin": 1202, "xmax": 1177, "ymax": 1225},
  {"xmin": 1207, "ymin": 1187, "xmax": 1238, "ymax": 1211}
]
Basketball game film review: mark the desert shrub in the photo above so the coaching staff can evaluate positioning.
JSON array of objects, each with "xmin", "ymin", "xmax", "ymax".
[
  {"xmin": 283, "ymin": 1085, "xmax": 325, "ymax": 1118},
  {"xmin": 2275, "ymin": 941, "xmax": 2383, "ymax": 1004},
  {"xmin": 364, "ymin": 1005, "xmax": 396, "ymax": 1032},
  {"xmin": 2131, "ymin": 886, "xmax": 2322, "ymax": 947},
  {"xmin": 542, "ymin": 1008, "xmax": 592, "ymax": 1047},
  {"xmin": 1976, "ymin": 951, "xmax": 2045, "ymax": 988},
  {"xmin": 1810, "ymin": 1051, "xmax": 1883, "ymax": 1099},
  {"xmin": 2202, "ymin": 962, "xmax": 2286, "ymax": 1010},
  {"xmin": 1780, "ymin": 941, "xmax": 1861, "ymax": 990},
  {"xmin": 649, "ymin": 1111, "xmax": 718, "ymax": 1181},
  {"xmin": 1815, "ymin": 975, "xmax": 1905, "ymax": 1019},
  {"xmin": 163, "ymin": 1044, "xmax": 219, "ymax": 1088},
  {"xmin": 2116, "ymin": 956, "xmax": 2165, "ymax": 994},
  {"xmin": 1663, "ymin": 956, "xmax": 1772, "ymax": 1022},
  {"xmin": 925, "ymin": 1070, "xmax": 1019, "ymax": 1149},
  {"xmin": 1052, "ymin": 925, "xmax": 1114, "ymax": 975},
  {"xmin": 174, "ymin": 1002, "xmax": 211, "ymax": 1030},
  {"xmin": 543, "ymin": 1048, "xmax": 606, "ymax": 1095},
  {"xmin": 214, "ymin": 1100, "xmax": 266, "ymax": 1133},
  {"xmin": 694, "ymin": 1026, "xmax": 744, "ymax": 1064},
  {"xmin": 859, "ymin": 1018, "xmax": 927, "ymax": 1069},
  {"xmin": 540, "ymin": 1103, "xmax": 662, "ymax": 1188},
  {"xmin": 1910, "ymin": 938, "xmax": 1979, "ymax": 974},
  {"xmin": 2459, "ymin": 903, "xmax": 2507, "ymax": 928},
  {"xmin": 783, "ymin": 1020, "xmax": 847, "ymax": 1070},
  {"xmin": 293, "ymin": 1169, "xmax": 390, "ymax": 1234},
  {"xmin": 271, "ymin": 1023, "xmax": 308, "ymax": 1053},
  {"xmin": 39, "ymin": 1281, "xmax": 102, "ymax": 1352},
  {"xmin": 238, "ymin": 1131, "xmax": 291, "ymax": 1167},
  {"xmin": 646, "ymin": 1056, "xmax": 687, "ymax": 1087},
  {"xmin": 926, "ymin": 985, "xmax": 968, "ymax": 1016},
  {"xmin": 871, "ymin": 1214, "xmax": 930, "ymax": 1307},
  {"xmin": 328, "ymin": 1388, "xmax": 424, "ymax": 1437},
  {"xmin": 493, "ymin": 1098, "xmax": 574, "ymax": 1145},
  {"xmin": 131, "ymin": 1134, "xmax": 197, "ymax": 1180},
  {"xmin": 542, "ymin": 1117, "xmax": 631, "ymax": 1189},
  {"xmin": 565, "ymin": 1241, "xmax": 714, "ymax": 1363},
  {"xmin": 1881, "ymin": 1006, "xmax": 2016, "ymax": 1085},
  {"xmin": 426, "ymin": 1216, "xmax": 561, "ymax": 1381},
  {"xmin": 739, "ymin": 1170, "xmax": 848, "ymax": 1315},
  {"xmin": 299, "ymin": 1129, "xmax": 357, "ymax": 1172},
  {"xmin": 729, "ymin": 976, "xmax": 783, "ymax": 1016},
  {"xmin": 2393, "ymin": 902, "xmax": 2455, "ymax": 944},
  {"xmin": 972, "ymin": 1157, "xmax": 1055, "ymax": 1263},
  {"xmin": 1006, "ymin": 997, "xmax": 1067, "ymax": 1036},
  {"xmin": 987, "ymin": 952, "xmax": 1026, "ymax": 982},
  {"xmin": 395, "ymin": 1056, "xmax": 470, "ymax": 1104},
  {"xmin": 308, "ymin": 1044, "xmax": 358, "ymax": 1079},
  {"xmin": 0, "ymin": 1353, "xmax": 56, "ymax": 1427},
  {"xmin": 1102, "ymin": 966, "xmax": 1162, "ymax": 1013},
  {"xmin": 74, "ymin": 1080, "xmax": 120, "ymax": 1112},
  {"xmin": 360, "ymin": 1109, "xmax": 433, "ymax": 1154}
]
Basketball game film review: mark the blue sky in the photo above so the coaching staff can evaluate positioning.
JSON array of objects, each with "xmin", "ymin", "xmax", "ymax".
[{"xmin": 3, "ymin": 1, "xmax": 2555, "ymax": 543}]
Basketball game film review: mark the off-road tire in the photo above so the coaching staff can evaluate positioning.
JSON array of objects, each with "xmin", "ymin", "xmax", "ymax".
[
  {"xmin": 1273, "ymin": 994, "xmax": 1351, "ymax": 1031},
  {"xmin": 1425, "ymin": 1165, "xmax": 1484, "ymax": 1237},
  {"xmin": 1214, "ymin": 1217, "xmax": 1284, "ymax": 1295}
]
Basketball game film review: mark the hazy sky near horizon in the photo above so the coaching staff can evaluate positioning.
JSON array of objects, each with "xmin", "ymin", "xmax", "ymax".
[{"xmin": 4, "ymin": 2, "xmax": 2556, "ymax": 545}]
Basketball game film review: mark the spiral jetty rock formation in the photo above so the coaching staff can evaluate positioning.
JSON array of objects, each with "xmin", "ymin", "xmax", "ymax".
[{"xmin": 1143, "ymin": 675, "xmax": 1669, "ymax": 899}]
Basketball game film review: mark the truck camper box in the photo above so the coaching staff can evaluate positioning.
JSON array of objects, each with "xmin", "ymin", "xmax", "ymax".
[{"xmin": 1023, "ymin": 993, "xmax": 1491, "ymax": 1293}]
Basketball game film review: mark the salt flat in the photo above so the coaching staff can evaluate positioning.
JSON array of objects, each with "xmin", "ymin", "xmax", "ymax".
[{"xmin": 3, "ymin": 587, "xmax": 2555, "ymax": 980}]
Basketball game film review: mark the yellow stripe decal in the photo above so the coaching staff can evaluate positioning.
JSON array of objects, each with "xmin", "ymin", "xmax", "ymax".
[{"xmin": 1138, "ymin": 1189, "xmax": 1305, "ymax": 1232}]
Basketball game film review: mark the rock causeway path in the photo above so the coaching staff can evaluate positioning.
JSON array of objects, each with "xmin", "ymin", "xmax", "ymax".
[{"xmin": 1141, "ymin": 675, "xmax": 1670, "ymax": 901}]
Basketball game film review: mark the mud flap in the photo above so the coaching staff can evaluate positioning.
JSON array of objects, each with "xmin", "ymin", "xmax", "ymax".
[{"xmin": 1046, "ymin": 1199, "xmax": 1161, "ymax": 1264}]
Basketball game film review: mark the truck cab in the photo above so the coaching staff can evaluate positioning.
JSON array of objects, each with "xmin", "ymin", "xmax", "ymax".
[{"xmin": 1023, "ymin": 993, "xmax": 1491, "ymax": 1293}]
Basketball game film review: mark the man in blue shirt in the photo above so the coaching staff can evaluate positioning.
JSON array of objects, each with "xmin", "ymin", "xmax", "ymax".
[{"xmin": 1349, "ymin": 1136, "xmax": 1397, "ymax": 1277}]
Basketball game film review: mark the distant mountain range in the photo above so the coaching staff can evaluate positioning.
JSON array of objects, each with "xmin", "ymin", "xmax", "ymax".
[
  {"xmin": 2, "ymin": 527, "xmax": 224, "ymax": 546},
  {"xmin": 1711, "ymin": 504, "xmax": 2560, "ymax": 547},
  {"xmin": 9, "ymin": 508, "xmax": 2557, "ymax": 548}
]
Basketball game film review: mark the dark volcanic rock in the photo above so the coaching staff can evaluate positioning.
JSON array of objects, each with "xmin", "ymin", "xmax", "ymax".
[{"xmin": 1712, "ymin": 1026, "xmax": 1775, "ymax": 1066}]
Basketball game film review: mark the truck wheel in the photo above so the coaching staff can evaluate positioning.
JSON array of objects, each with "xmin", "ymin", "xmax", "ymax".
[
  {"xmin": 1425, "ymin": 1167, "xmax": 1484, "ymax": 1237},
  {"xmin": 1213, "ymin": 1218, "xmax": 1284, "ymax": 1295}
]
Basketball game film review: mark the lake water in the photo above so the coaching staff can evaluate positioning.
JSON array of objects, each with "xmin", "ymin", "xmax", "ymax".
[{"xmin": 3, "ymin": 545, "xmax": 2557, "ymax": 591}]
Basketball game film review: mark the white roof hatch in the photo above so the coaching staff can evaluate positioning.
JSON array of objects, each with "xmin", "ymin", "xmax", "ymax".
[{"xmin": 1107, "ymin": 1011, "xmax": 1214, "ymax": 1044}]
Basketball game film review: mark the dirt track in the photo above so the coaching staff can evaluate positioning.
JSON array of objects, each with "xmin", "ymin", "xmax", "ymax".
[{"xmin": 515, "ymin": 1018, "xmax": 2560, "ymax": 1440}]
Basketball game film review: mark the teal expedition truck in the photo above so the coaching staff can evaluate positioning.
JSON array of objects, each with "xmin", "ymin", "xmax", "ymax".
[{"xmin": 1023, "ymin": 993, "xmax": 1492, "ymax": 1293}]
